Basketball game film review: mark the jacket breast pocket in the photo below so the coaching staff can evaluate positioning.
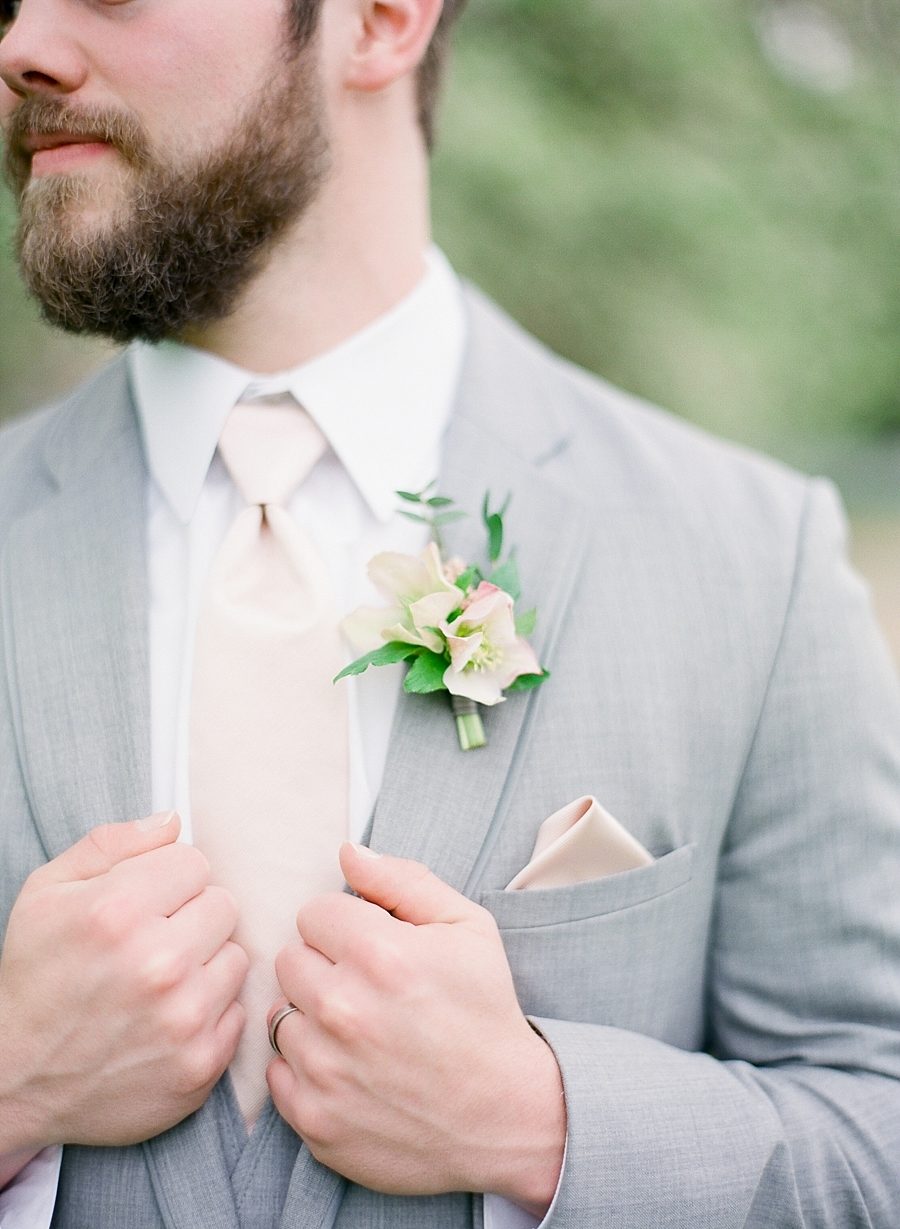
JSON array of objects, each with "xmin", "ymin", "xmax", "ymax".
[{"xmin": 480, "ymin": 845, "xmax": 701, "ymax": 1042}]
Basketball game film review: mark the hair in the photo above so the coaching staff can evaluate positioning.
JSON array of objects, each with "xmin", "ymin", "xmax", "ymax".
[{"xmin": 289, "ymin": 0, "xmax": 468, "ymax": 151}]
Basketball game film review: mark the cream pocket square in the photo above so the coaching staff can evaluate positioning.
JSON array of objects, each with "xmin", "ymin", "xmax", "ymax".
[{"xmin": 506, "ymin": 795, "xmax": 653, "ymax": 891}]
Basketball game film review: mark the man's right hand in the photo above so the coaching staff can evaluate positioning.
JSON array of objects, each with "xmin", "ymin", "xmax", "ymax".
[{"xmin": 0, "ymin": 813, "xmax": 248, "ymax": 1157}]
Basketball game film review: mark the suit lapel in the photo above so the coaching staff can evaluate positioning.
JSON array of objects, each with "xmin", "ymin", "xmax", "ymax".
[
  {"xmin": 2, "ymin": 360, "xmax": 241, "ymax": 1229},
  {"xmin": 368, "ymin": 288, "xmax": 590, "ymax": 895},
  {"xmin": 3, "ymin": 361, "xmax": 151, "ymax": 856},
  {"xmin": 283, "ymin": 290, "xmax": 590, "ymax": 1229}
]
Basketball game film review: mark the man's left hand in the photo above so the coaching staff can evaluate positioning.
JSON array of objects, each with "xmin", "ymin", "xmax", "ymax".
[{"xmin": 267, "ymin": 842, "xmax": 565, "ymax": 1215}]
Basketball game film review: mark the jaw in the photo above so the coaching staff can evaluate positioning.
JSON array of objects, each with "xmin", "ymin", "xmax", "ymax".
[{"xmin": 19, "ymin": 158, "xmax": 134, "ymax": 238}]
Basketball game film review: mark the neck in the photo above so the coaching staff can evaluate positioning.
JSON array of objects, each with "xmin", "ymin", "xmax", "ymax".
[{"xmin": 182, "ymin": 97, "xmax": 432, "ymax": 374}]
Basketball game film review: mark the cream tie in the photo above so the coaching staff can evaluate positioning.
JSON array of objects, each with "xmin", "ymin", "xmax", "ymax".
[{"xmin": 189, "ymin": 395, "xmax": 349, "ymax": 1126}]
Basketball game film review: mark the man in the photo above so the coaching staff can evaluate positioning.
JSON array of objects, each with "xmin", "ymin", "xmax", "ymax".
[{"xmin": 0, "ymin": 0, "xmax": 898, "ymax": 1225}]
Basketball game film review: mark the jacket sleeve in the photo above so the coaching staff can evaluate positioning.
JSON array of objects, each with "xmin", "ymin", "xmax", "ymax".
[{"xmin": 535, "ymin": 480, "xmax": 900, "ymax": 1228}]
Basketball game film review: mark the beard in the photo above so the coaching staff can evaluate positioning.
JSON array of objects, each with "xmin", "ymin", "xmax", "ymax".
[{"xmin": 1, "ymin": 46, "xmax": 330, "ymax": 344}]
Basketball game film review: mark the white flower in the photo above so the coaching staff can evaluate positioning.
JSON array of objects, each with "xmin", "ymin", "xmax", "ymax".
[
  {"xmin": 342, "ymin": 542, "xmax": 461, "ymax": 655},
  {"xmin": 441, "ymin": 582, "xmax": 541, "ymax": 706}
]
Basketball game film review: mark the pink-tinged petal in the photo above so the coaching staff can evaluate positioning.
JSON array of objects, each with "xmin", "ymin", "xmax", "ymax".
[
  {"xmin": 481, "ymin": 598, "xmax": 519, "ymax": 647},
  {"xmin": 496, "ymin": 637, "xmax": 542, "ymax": 688},
  {"xmin": 460, "ymin": 580, "xmax": 500, "ymax": 614},
  {"xmin": 366, "ymin": 552, "xmax": 430, "ymax": 604},
  {"xmin": 460, "ymin": 585, "xmax": 512, "ymax": 629},
  {"xmin": 446, "ymin": 630, "xmax": 484, "ymax": 673},
  {"xmin": 443, "ymin": 662, "xmax": 506, "ymax": 706},
  {"xmin": 341, "ymin": 604, "xmax": 404, "ymax": 652}
]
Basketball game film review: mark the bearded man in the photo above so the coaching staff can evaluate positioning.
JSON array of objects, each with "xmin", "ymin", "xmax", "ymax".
[{"xmin": 0, "ymin": 1, "xmax": 898, "ymax": 1227}]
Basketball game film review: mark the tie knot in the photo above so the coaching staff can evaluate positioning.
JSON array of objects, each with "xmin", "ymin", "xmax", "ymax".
[{"xmin": 218, "ymin": 396, "xmax": 327, "ymax": 507}]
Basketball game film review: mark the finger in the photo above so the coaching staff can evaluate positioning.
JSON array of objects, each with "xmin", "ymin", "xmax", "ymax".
[
  {"xmin": 211, "ymin": 998, "xmax": 246, "ymax": 1071},
  {"xmin": 266, "ymin": 1052, "xmax": 298, "ymax": 1117},
  {"xmin": 266, "ymin": 996, "xmax": 311, "ymax": 1069},
  {"xmin": 275, "ymin": 939, "xmax": 334, "ymax": 1012},
  {"xmin": 195, "ymin": 939, "xmax": 250, "ymax": 1019},
  {"xmin": 296, "ymin": 890, "xmax": 397, "ymax": 962},
  {"xmin": 339, "ymin": 842, "xmax": 480, "ymax": 926},
  {"xmin": 32, "ymin": 812, "xmax": 181, "ymax": 886},
  {"xmin": 166, "ymin": 885, "xmax": 239, "ymax": 965},
  {"xmin": 108, "ymin": 841, "xmax": 211, "ymax": 918}
]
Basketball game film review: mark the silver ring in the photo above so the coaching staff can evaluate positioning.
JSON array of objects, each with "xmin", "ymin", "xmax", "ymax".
[{"xmin": 268, "ymin": 1003, "xmax": 300, "ymax": 1057}]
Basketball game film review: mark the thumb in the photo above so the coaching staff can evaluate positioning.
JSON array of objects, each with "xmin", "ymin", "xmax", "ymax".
[
  {"xmin": 339, "ymin": 841, "xmax": 481, "ymax": 927},
  {"xmin": 36, "ymin": 811, "xmax": 182, "ymax": 885}
]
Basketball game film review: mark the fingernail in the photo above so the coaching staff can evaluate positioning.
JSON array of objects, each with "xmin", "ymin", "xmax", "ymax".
[
  {"xmin": 351, "ymin": 842, "xmax": 381, "ymax": 859},
  {"xmin": 137, "ymin": 810, "xmax": 177, "ymax": 832}
]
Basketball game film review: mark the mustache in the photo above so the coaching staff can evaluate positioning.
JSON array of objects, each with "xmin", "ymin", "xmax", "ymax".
[{"xmin": 2, "ymin": 98, "xmax": 150, "ymax": 190}]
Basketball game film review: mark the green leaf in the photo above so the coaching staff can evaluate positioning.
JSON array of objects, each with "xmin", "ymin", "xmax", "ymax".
[
  {"xmin": 396, "ymin": 489, "xmax": 424, "ymax": 504},
  {"xmin": 425, "ymin": 495, "xmax": 455, "ymax": 508},
  {"xmin": 398, "ymin": 509, "xmax": 432, "ymax": 525},
  {"xmin": 482, "ymin": 491, "xmax": 512, "ymax": 562},
  {"xmin": 432, "ymin": 510, "xmax": 468, "ymax": 527},
  {"xmin": 515, "ymin": 608, "xmax": 537, "ymax": 636},
  {"xmin": 454, "ymin": 565, "xmax": 482, "ymax": 594},
  {"xmin": 486, "ymin": 513, "xmax": 503, "ymax": 562},
  {"xmin": 334, "ymin": 641, "xmax": 420, "ymax": 683},
  {"xmin": 506, "ymin": 670, "xmax": 550, "ymax": 693},
  {"xmin": 490, "ymin": 557, "xmax": 521, "ymax": 601},
  {"xmin": 403, "ymin": 650, "xmax": 449, "ymax": 694}
]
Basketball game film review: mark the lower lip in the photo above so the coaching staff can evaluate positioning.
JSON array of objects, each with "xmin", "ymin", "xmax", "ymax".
[{"xmin": 30, "ymin": 142, "xmax": 114, "ymax": 177}]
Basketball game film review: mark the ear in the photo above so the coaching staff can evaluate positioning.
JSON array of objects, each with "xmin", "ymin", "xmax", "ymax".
[{"xmin": 344, "ymin": 0, "xmax": 444, "ymax": 94}]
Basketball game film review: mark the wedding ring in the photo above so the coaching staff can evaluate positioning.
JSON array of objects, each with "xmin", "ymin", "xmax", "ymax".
[{"xmin": 268, "ymin": 1003, "xmax": 300, "ymax": 1057}]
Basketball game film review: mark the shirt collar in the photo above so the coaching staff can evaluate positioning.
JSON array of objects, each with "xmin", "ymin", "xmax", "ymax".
[{"xmin": 128, "ymin": 247, "xmax": 467, "ymax": 524}]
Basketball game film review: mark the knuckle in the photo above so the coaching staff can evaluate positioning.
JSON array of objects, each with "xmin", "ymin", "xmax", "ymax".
[
  {"xmin": 474, "ymin": 901, "xmax": 500, "ymax": 936},
  {"xmin": 21, "ymin": 864, "xmax": 48, "ymax": 895},
  {"xmin": 84, "ymin": 890, "xmax": 135, "ymax": 945},
  {"xmin": 313, "ymin": 987, "xmax": 360, "ymax": 1041},
  {"xmin": 175, "ymin": 844, "xmax": 210, "ymax": 884},
  {"xmin": 137, "ymin": 947, "xmax": 189, "ymax": 996},
  {"xmin": 355, "ymin": 932, "xmax": 407, "ymax": 987},
  {"xmin": 163, "ymin": 997, "xmax": 207, "ymax": 1046},
  {"xmin": 213, "ymin": 885, "xmax": 239, "ymax": 924},
  {"xmin": 296, "ymin": 892, "xmax": 342, "ymax": 937},
  {"xmin": 84, "ymin": 823, "xmax": 117, "ymax": 861},
  {"xmin": 177, "ymin": 1043, "xmax": 221, "ymax": 1093}
]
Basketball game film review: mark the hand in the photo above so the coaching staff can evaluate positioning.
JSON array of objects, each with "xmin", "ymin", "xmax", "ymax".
[
  {"xmin": 267, "ymin": 843, "xmax": 566, "ymax": 1215},
  {"xmin": 0, "ymin": 813, "xmax": 248, "ymax": 1155}
]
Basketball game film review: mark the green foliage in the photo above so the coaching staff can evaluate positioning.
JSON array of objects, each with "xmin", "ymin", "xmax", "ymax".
[
  {"xmin": 489, "ymin": 556, "xmax": 521, "ymax": 602},
  {"xmin": 394, "ymin": 485, "xmax": 467, "ymax": 550},
  {"xmin": 515, "ymin": 608, "xmax": 537, "ymax": 636},
  {"xmin": 506, "ymin": 670, "xmax": 551, "ymax": 693},
  {"xmin": 482, "ymin": 492, "xmax": 510, "ymax": 563},
  {"xmin": 403, "ymin": 650, "xmax": 449, "ymax": 693},
  {"xmin": 333, "ymin": 641, "xmax": 419, "ymax": 682},
  {"xmin": 432, "ymin": 0, "xmax": 900, "ymax": 445}
]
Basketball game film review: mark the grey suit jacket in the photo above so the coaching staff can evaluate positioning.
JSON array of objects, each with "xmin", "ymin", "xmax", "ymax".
[{"xmin": 2, "ymin": 287, "xmax": 900, "ymax": 1228}]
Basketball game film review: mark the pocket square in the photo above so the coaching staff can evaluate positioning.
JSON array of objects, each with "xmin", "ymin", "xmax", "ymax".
[{"xmin": 506, "ymin": 795, "xmax": 654, "ymax": 891}]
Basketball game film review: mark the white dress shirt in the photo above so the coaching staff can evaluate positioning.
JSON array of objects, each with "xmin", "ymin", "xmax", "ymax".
[{"xmin": 0, "ymin": 249, "xmax": 542, "ymax": 1229}]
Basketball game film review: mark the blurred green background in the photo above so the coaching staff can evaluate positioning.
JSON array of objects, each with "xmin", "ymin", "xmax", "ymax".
[{"xmin": 2, "ymin": 0, "xmax": 899, "ymax": 635}]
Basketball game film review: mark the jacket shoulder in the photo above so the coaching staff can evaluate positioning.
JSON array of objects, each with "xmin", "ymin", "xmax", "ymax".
[
  {"xmin": 0, "ymin": 356, "xmax": 133, "ymax": 532},
  {"xmin": 464, "ymin": 285, "xmax": 819, "ymax": 536}
]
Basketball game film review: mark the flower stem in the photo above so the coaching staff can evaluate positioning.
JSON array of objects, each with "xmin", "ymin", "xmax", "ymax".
[{"xmin": 450, "ymin": 694, "xmax": 487, "ymax": 751}]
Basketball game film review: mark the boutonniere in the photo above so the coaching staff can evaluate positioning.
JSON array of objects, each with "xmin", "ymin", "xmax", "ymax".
[{"xmin": 335, "ymin": 487, "xmax": 549, "ymax": 750}]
